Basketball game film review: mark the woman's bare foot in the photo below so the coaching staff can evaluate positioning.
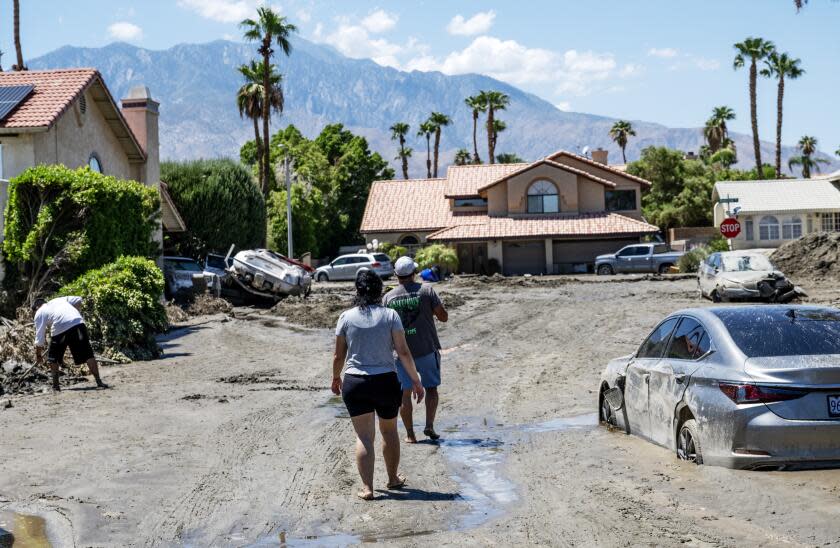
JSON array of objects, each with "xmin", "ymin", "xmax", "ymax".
[
  {"xmin": 404, "ymin": 432, "xmax": 417, "ymax": 444},
  {"xmin": 357, "ymin": 489, "xmax": 375, "ymax": 501},
  {"xmin": 386, "ymin": 474, "xmax": 406, "ymax": 489}
]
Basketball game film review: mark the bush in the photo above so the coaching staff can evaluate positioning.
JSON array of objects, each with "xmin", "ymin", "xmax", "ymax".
[
  {"xmin": 3, "ymin": 165, "xmax": 159, "ymax": 304},
  {"xmin": 379, "ymin": 242, "xmax": 408, "ymax": 262},
  {"xmin": 678, "ymin": 247, "xmax": 710, "ymax": 274},
  {"xmin": 415, "ymin": 245, "xmax": 458, "ymax": 273},
  {"xmin": 707, "ymin": 235, "xmax": 731, "ymax": 252},
  {"xmin": 58, "ymin": 257, "xmax": 168, "ymax": 361},
  {"xmin": 161, "ymin": 159, "xmax": 265, "ymax": 257}
]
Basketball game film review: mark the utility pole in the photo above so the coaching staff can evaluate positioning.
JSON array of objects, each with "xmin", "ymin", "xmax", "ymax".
[{"xmin": 284, "ymin": 154, "xmax": 294, "ymax": 259}]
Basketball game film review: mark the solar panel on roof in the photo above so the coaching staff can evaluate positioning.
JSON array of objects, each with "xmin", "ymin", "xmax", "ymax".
[{"xmin": 0, "ymin": 84, "xmax": 34, "ymax": 121}]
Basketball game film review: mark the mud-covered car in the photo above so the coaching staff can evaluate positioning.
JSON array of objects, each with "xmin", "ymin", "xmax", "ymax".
[
  {"xmin": 598, "ymin": 306, "xmax": 840, "ymax": 470},
  {"xmin": 228, "ymin": 249, "xmax": 312, "ymax": 300},
  {"xmin": 163, "ymin": 256, "xmax": 219, "ymax": 299},
  {"xmin": 698, "ymin": 251, "xmax": 805, "ymax": 303}
]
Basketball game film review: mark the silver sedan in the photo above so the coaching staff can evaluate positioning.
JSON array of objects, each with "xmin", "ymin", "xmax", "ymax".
[{"xmin": 598, "ymin": 305, "xmax": 840, "ymax": 470}]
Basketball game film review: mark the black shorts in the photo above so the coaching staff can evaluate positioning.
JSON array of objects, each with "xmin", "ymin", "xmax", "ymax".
[
  {"xmin": 341, "ymin": 372, "xmax": 402, "ymax": 419},
  {"xmin": 47, "ymin": 324, "xmax": 94, "ymax": 365}
]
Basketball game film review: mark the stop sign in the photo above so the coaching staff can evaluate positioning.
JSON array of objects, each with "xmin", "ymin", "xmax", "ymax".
[{"xmin": 720, "ymin": 217, "xmax": 741, "ymax": 239}]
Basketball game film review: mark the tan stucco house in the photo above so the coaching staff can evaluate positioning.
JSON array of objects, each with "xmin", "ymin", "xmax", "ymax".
[
  {"xmin": 0, "ymin": 68, "xmax": 185, "ymax": 238},
  {"xmin": 713, "ymin": 171, "xmax": 840, "ymax": 251},
  {"xmin": 361, "ymin": 150, "xmax": 659, "ymax": 275}
]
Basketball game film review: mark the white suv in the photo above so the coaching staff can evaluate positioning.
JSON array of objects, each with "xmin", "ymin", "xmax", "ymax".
[{"xmin": 314, "ymin": 253, "xmax": 394, "ymax": 281}]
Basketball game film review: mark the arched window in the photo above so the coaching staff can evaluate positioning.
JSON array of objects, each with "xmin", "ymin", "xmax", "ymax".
[
  {"xmin": 527, "ymin": 180, "xmax": 559, "ymax": 213},
  {"xmin": 400, "ymin": 235, "xmax": 419, "ymax": 246},
  {"xmin": 782, "ymin": 216, "xmax": 802, "ymax": 240},
  {"xmin": 759, "ymin": 215, "xmax": 780, "ymax": 240},
  {"xmin": 88, "ymin": 154, "xmax": 102, "ymax": 174}
]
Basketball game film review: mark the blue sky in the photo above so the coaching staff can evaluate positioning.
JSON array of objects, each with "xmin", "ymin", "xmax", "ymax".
[{"xmin": 4, "ymin": 1, "xmax": 839, "ymax": 151}]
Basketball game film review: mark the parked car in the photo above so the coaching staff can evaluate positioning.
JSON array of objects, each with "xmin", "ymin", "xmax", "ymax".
[
  {"xmin": 314, "ymin": 253, "xmax": 394, "ymax": 281},
  {"xmin": 204, "ymin": 253, "xmax": 232, "ymax": 278},
  {"xmin": 595, "ymin": 243, "xmax": 684, "ymax": 275},
  {"xmin": 163, "ymin": 256, "xmax": 218, "ymax": 299},
  {"xmin": 598, "ymin": 305, "xmax": 840, "ymax": 470},
  {"xmin": 698, "ymin": 251, "xmax": 804, "ymax": 303}
]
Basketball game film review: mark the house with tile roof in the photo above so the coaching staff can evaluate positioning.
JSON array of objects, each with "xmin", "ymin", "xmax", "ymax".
[
  {"xmin": 361, "ymin": 150, "xmax": 659, "ymax": 275},
  {"xmin": 0, "ymin": 68, "xmax": 185, "ymax": 240},
  {"xmin": 713, "ymin": 170, "xmax": 840, "ymax": 250}
]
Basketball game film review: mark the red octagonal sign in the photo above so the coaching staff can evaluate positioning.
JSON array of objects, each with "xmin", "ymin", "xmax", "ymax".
[{"xmin": 720, "ymin": 217, "xmax": 741, "ymax": 239}]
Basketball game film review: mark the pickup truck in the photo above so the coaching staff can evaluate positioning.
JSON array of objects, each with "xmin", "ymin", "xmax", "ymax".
[{"xmin": 595, "ymin": 243, "xmax": 684, "ymax": 275}]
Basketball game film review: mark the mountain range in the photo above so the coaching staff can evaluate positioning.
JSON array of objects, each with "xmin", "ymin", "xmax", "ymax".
[{"xmin": 29, "ymin": 38, "xmax": 838, "ymax": 176}]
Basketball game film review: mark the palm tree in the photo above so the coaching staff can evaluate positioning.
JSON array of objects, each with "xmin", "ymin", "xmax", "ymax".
[
  {"xmin": 390, "ymin": 122, "xmax": 412, "ymax": 179},
  {"xmin": 734, "ymin": 37, "xmax": 775, "ymax": 175},
  {"xmin": 237, "ymin": 60, "xmax": 278, "ymax": 186},
  {"xmin": 12, "ymin": 0, "xmax": 25, "ymax": 70},
  {"xmin": 492, "ymin": 119, "xmax": 507, "ymax": 155},
  {"xmin": 795, "ymin": 0, "xmax": 807, "ymax": 11},
  {"xmin": 788, "ymin": 135, "xmax": 828, "ymax": 178},
  {"xmin": 428, "ymin": 112, "xmax": 452, "ymax": 178},
  {"xmin": 609, "ymin": 120, "xmax": 636, "ymax": 163},
  {"xmin": 836, "ymin": 146, "xmax": 840, "ymax": 158},
  {"xmin": 703, "ymin": 106, "xmax": 736, "ymax": 153},
  {"xmin": 464, "ymin": 94, "xmax": 486, "ymax": 164},
  {"xmin": 241, "ymin": 7, "xmax": 297, "ymax": 196},
  {"xmin": 454, "ymin": 149, "xmax": 472, "ymax": 166},
  {"xmin": 496, "ymin": 152, "xmax": 524, "ymax": 164},
  {"xmin": 417, "ymin": 121, "xmax": 434, "ymax": 178},
  {"xmin": 482, "ymin": 90, "xmax": 510, "ymax": 164},
  {"xmin": 761, "ymin": 52, "xmax": 804, "ymax": 178}
]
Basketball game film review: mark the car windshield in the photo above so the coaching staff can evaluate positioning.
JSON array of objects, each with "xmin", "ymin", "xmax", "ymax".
[
  {"xmin": 721, "ymin": 254, "xmax": 773, "ymax": 272},
  {"xmin": 166, "ymin": 259, "xmax": 203, "ymax": 272},
  {"xmin": 715, "ymin": 308, "xmax": 840, "ymax": 357},
  {"xmin": 206, "ymin": 256, "xmax": 227, "ymax": 269}
]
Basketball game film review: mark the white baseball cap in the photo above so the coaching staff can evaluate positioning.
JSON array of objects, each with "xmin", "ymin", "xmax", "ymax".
[{"xmin": 394, "ymin": 256, "xmax": 418, "ymax": 277}]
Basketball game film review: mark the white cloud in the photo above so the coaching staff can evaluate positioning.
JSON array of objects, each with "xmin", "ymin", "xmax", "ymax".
[
  {"xmin": 555, "ymin": 101, "xmax": 572, "ymax": 111},
  {"xmin": 446, "ymin": 11, "xmax": 496, "ymax": 36},
  {"xmin": 323, "ymin": 23, "xmax": 403, "ymax": 67},
  {"xmin": 361, "ymin": 9, "xmax": 398, "ymax": 33},
  {"xmin": 619, "ymin": 63, "xmax": 642, "ymax": 77},
  {"xmin": 694, "ymin": 57, "xmax": 720, "ymax": 71},
  {"xmin": 108, "ymin": 21, "xmax": 143, "ymax": 41},
  {"xmin": 177, "ymin": 0, "xmax": 256, "ymax": 23},
  {"xmin": 296, "ymin": 9, "xmax": 312, "ymax": 23},
  {"xmin": 648, "ymin": 47, "xmax": 678, "ymax": 58}
]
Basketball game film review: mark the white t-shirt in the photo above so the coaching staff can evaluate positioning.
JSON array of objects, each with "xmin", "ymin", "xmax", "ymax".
[{"xmin": 34, "ymin": 296, "xmax": 84, "ymax": 346}]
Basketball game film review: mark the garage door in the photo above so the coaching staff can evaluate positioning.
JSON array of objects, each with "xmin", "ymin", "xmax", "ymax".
[
  {"xmin": 552, "ymin": 238, "xmax": 638, "ymax": 273},
  {"xmin": 503, "ymin": 241, "xmax": 546, "ymax": 276}
]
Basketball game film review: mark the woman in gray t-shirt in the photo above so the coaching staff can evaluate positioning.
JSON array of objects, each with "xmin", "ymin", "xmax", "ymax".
[{"xmin": 331, "ymin": 270, "xmax": 425, "ymax": 500}]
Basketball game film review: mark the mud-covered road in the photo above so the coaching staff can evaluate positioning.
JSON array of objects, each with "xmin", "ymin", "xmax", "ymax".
[{"xmin": 2, "ymin": 276, "xmax": 840, "ymax": 547}]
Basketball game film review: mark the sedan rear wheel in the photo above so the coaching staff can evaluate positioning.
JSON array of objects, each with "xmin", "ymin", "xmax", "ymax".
[
  {"xmin": 711, "ymin": 288, "xmax": 723, "ymax": 303},
  {"xmin": 317, "ymin": 272, "xmax": 329, "ymax": 282},
  {"xmin": 599, "ymin": 388, "xmax": 615, "ymax": 426},
  {"xmin": 677, "ymin": 419, "xmax": 704, "ymax": 464},
  {"xmin": 597, "ymin": 264, "xmax": 614, "ymax": 276}
]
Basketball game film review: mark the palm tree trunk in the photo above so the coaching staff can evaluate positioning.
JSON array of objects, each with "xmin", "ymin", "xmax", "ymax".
[
  {"xmin": 749, "ymin": 60, "xmax": 762, "ymax": 175},
  {"xmin": 400, "ymin": 136, "xmax": 408, "ymax": 179},
  {"xmin": 775, "ymin": 76, "xmax": 784, "ymax": 178},
  {"xmin": 472, "ymin": 112, "xmax": 480, "ymax": 164},
  {"xmin": 425, "ymin": 136, "xmax": 431, "ymax": 178},
  {"xmin": 261, "ymin": 45, "xmax": 271, "ymax": 197},
  {"xmin": 433, "ymin": 129, "xmax": 441, "ymax": 178},
  {"xmin": 803, "ymin": 159, "xmax": 810, "ymax": 179},
  {"xmin": 13, "ymin": 0, "xmax": 25, "ymax": 70},
  {"xmin": 487, "ymin": 107, "xmax": 495, "ymax": 164},
  {"xmin": 253, "ymin": 116, "xmax": 264, "ymax": 186},
  {"xmin": 621, "ymin": 145, "xmax": 627, "ymax": 164}
]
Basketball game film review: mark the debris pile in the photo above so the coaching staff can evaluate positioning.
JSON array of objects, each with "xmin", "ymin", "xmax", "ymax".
[
  {"xmin": 166, "ymin": 295, "xmax": 235, "ymax": 325},
  {"xmin": 772, "ymin": 232, "xmax": 840, "ymax": 279},
  {"xmin": 270, "ymin": 294, "xmax": 350, "ymax": 329},
  {"xmin": 439, "ymin": 291, "xmax": 469, "ymax": 309}
]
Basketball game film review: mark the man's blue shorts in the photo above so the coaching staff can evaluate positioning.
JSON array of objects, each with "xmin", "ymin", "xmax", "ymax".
[{"xmin": 395, "ymin": 351, "xmax": 441, "ymax": 390}]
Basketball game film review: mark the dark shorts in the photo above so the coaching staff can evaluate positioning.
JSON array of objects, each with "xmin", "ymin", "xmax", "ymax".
[
  {"xmin": 47, "ymin": 323, "xmax": 94, "ymax": 365},
  {"xmin": 341, "ymin": 372, "xmax": 402, "ymax": 419}
]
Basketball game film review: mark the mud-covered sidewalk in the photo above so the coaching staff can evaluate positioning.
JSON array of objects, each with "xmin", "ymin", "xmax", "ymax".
[{"xmin": 2, "ymin": 277, "xmax": 840, "ymax": 546}]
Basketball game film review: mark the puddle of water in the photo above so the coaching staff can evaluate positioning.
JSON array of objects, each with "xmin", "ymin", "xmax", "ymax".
[
  {"xmin": 522, "ymin": 413, "xmax": 598, "ymax": 434},
  {"xmin": 0, "ymin": 511, "xmax": 51, "ymax": 548}
]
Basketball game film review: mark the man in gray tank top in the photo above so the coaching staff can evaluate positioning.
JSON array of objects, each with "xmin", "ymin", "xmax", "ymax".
[{"xmin": 383, "ymin": 256, "xmax": 448, "ymax": 442}]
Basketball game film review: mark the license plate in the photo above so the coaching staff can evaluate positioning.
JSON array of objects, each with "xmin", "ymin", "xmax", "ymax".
[{"xmin": 828, "ymin": 395, "xmax": 840, "ymax": 418}]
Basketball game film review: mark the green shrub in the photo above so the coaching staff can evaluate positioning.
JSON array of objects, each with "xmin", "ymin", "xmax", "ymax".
[
  {"xmin": 706, "ymin": 235, "xmax": 731, "ymax": 252},
  {"xmin": 379, "ymin": 242, "xmax": 408, "ymax": 263},
  {"xmin": 415, "ymin": 244, "xmax": 458, "ymax": 272},
  {"xmin": 161, "ymin": 159, "xmax": 265, "ymax": 257},
  {"xmin": 3, "ymin": 165, "xmax": 159, "ymax": 304},
  {"xmin": 678, "ymin": 246, "xmax": 710, "ymax": 274},
  {"xmin": 58, "ymin": 257, "xmax": 168, "ymax": 361}
]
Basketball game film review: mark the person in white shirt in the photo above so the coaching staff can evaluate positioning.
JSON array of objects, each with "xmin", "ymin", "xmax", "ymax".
[{"xmin": 32, "ymin": 296, "xmax": 107, "ymax": 391}]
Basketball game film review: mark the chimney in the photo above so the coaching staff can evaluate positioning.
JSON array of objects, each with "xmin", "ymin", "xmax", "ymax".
[
  {"xmin": 121, "ymin": 85, "xmax": 160, "ymax": 186},
  {"xmin": 591, "ymin": 147, "xmax": 609, "ymax": 165}
]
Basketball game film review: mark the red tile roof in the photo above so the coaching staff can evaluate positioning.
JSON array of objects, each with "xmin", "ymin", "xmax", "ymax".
[
  {"xmin": 444, "ymin": 163, "xmax": 528, "ymax": 197},
  {"xmin": 548, "ymin": 150, "xmax": 652, "ymax": 187},
  {"xmin": 427, "ymin": 213, "xmax": 658, "ymax": 242},
  {"xmin": 0, "ymin": 68, "xmax": 98, "ymax": 128},
  {"xmin": 476, "ymin": 158, "xmax": 617, "ymax": 193}
]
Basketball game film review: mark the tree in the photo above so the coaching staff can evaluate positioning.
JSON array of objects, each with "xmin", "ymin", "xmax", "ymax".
[
  {"xmin": 161, "ymin": 159, "xmax": 266, "ymax": 258},
  {"xmin": 389, "ymin": 122, "xmax": 412, "ymax": 179},
  {"xmin": 427, "ymin": 112, "xmax": 451, "ymax": 178},
  {"xmin": 496, "ymin": 152, "xmax": 524, "ymax": 163},
  {"xmin": 761, "ymin": 52, "xmax": 804, "ymax": 178},
  {"xmin": 12, "ymin": 0, "xmax": 25, "ymax": 71},
  {"xmin": 609, "ymin": 120, "xmax": 636, "ymax": 163},
  {"xmin": 464, "ymin": 94, "xmax": 486, "ymax": 163},
  {"xmin": 703, "ymin": 106, "xmax": 735, "ymax": 153},
  {"xmin": 417, "ymin": 121, "xmax": 434, "ymax": 178},
  {"xmin": 481, "ymin": 90, "xmax": 510, "ymax": 164},
  {"xmin": 454, "ymin": 148, "xmax": 472, "ymax": 166},
  {"xmin": 836, "ymin": 146, "xmax": 840, "ymax": 158},
  {"xmin": 241, "ymin": 7, "xmax": 297, "ymax": 197},
  {"xmin": 237, "ymin": 60, "xmax": 283, "ymax": 187},
  {"xmin": 734, "ymin": 37, "xmax": 775, "ymax": 175},
  {"xmin": 795, "ymin": 0, "xmax": 807, "ymax": 11},
  {"xmin": 788, "ymin": 135, "xmax": 828, "ymax": 178},
  {"xmin": 492, "ymin": 119, "xmax": 506, "ymax": 156}
]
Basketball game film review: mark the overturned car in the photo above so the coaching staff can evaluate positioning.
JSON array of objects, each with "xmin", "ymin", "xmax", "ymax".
[
  {"xmin": 698, "ymin": 251, "xmax": 805, "ymax": 303},
  {"xmin": 227, "ymin": 248, "xmax": 312, "ymax": 301}
]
